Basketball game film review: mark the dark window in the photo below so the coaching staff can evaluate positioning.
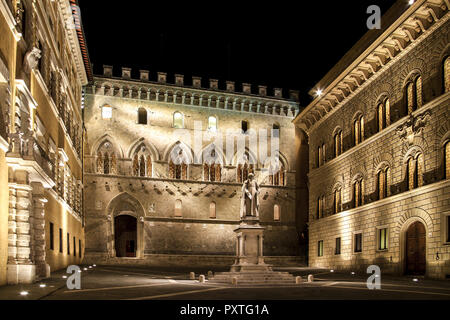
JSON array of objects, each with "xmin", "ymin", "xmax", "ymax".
[
  {"xmin": 318, "ymin": 240, "xmax": 324, "ymax": 257},
  {"xmin": 73, "ymin": 237, "xmax": 76, "ymax": 257},
  {"xmin": 354, "ymin": 233, "xmax": 362, "ymax": 253},
  {"xmin": 447, "ymin": 216, "xmax": 450, "ymax": 243},
  {"xmin": 49, "ymin": 223, "xmax": 54, "ymax": 251},
  {"xmin": 335, "ymin": 237, "xmax": 341, "ymax": 255},
  {"xmin": 59, "ymin": 229, "xmax": 63, "ymax": 253},
  {"xmin": 138, "ymin": 108, "xmax": 147, "ymax": 125},
  {"xmin": 241, "ymin": 121, "xmax": 248, "ymax": 133},
  {"xmin": 67, "ymin": 233, "xmax": 70, "ymax": 256},
  {"xmin": 79, "ymin": 240, "xmax": 82, "ymax": 258},
  {"xmin": 378, "ymin": 228, "xmax": 388, "ymax": 250}
]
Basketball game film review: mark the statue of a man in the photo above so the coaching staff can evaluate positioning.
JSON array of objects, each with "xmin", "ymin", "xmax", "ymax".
[{"xmin": 240, "ymin": 173, "xmax": 260, "ymax": 219}]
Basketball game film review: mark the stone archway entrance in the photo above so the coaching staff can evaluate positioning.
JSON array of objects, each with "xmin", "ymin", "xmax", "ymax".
[
  {"xmin": 405, "ymin": 221, "xmax": 426, "ymax": 275},
  {"xmin": 114, "ymin": 215, "xmax": 137, "ymax": 258}
]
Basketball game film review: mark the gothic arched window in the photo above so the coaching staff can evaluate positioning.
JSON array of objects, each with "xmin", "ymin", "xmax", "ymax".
[
  {"xmin": 173, "ymin": 112, "xmax": 184, "ymax": 128},
  {"xmin": 353, "ymin": 178, "xmax": 364, "ymax": 208}
]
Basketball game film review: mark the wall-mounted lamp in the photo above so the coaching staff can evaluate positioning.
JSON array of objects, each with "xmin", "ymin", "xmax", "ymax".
[{"xmin": 436, "ymin": 252, "xmax": 440, "ymax": 261}]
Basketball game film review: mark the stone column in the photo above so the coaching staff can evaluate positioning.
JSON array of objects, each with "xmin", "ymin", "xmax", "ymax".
[
  {"xmin": 7, "ymin": 170, "xmax": 36, "ymax": 284},
  {"xmin": 32, "ymin": 182, "xmax": 49, "ymax": 278},
  {"xmin": 239, "ymin": 235, "xmax": 244, "ymax": 257}
]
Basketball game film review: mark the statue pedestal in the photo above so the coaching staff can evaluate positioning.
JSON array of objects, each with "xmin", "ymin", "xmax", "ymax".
[
  {"xmin": 210, "ymin": 216, "xmax": 296, "ymax": 285},
  {"xmin": 230, "ymin": 217, "xmax": 272, "ymax": 272}
]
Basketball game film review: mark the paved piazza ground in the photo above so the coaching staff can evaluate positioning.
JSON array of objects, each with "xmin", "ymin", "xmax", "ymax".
[{"xmin": 0, "ymin": 265, "xmax": 449, "ymax": 301}]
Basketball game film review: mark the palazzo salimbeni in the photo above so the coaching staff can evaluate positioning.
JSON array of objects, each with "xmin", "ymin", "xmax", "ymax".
[{"xmin": 0, "ymin": 0, "xmax": 448, "ymax": 286}]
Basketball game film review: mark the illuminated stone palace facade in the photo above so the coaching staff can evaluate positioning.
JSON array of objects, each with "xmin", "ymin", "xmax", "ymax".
[
  {"xmin": 82, "ymin": 67, "xmax": 309, "ymax": 267},
  {"xmin": 294, "ymin": 0, "xmax": 450, "ymax": 279},
  {"xmin": 0, "ymin": 0, "xmax": 90, "ymax": 285}
]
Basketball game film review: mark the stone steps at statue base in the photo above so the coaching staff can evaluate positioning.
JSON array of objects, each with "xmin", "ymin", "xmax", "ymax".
[{"xmin": 210, "ymin": 271, "xmax": 297, "ymax": 285}]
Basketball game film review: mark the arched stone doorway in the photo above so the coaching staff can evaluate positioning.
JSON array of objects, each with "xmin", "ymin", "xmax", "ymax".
[
  {"xmin": 114, "ymin": 215, "xmax": 137, "ymax": 257},
  {"xmin": 405, "ymin": 221, "xmax": 426, "ymax": 275},
  {"xmin": 106, "ymin": 193, "xmax": 145, "ymax": 259}
]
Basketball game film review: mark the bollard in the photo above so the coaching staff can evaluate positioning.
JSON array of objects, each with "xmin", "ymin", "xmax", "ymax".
[
  {"xmin": 295, "ymin": 276, "xmax": 303, "ymax": 284},
  {"xmin": 231, "ymin": 277, "xmax": 238, "ymax": 285},
  {"xmin": 207, "ymin": 271, "xmax": 214, "ymax": 278},
  {"xmin": 308, "ymin": 274, "xmax": 314, "ymax": 282},
  {"xmin": 189, "ymin": 272, "xmax": 195, "ymax": 280},
  {"xmin": 199, "ymin": 275, "xmax": 206, "ymax": 283}
]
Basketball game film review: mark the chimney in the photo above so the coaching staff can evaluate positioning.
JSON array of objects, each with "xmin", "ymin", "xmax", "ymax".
[
  {"xmin": 226, "ymin": 81, "xmax": 235, "ymax": 92},
  {"xmin": 175, "ymin": 74, "xmax": 184, "ymax": 86},
  {"xmin": 289, "ymin": 89, "xmax": 300, "ymax": 102},
  {"xmin": 242, "ymin": 83, "xmax": 252, "ymax": 94},
  {"xmin": 192, "ymin": 76, "xmax": 202, "ymax": 88},
  {"xmin": 258, "ymin": 85, "xmax": 267, "ymax": 96},
  {"xmin": 210, "ymin": 79, "xmax": 218, "ymax": 90},
  {"xmin": 158, "ymin": 72, "xmax": 167, "ymax": 83},
  {"xmin": 274, "ymin": 88, "xmax": 283, "ymax": 98},
  {"xmin": 122, "ymin": 67, "xmax": 131, "ymax": 79},
  {"xmin": 103, "ymin": 65, "xmax": 113, "ymax": 77},
  {"xmin": 140, "ymin": 70, "xmax": 149, "ymax": 81}
]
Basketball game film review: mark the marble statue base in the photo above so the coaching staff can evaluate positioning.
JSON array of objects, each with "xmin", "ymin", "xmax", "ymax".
[{"xmin": 211, "ymin": 216, "xmax": 296, "ymax": 285}]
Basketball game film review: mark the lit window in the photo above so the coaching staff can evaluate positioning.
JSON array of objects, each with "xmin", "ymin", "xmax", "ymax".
[
  {"xmin": 445, "ymin": 141, "xmax": 450, "ymax": 179},
  {"xmin": 318, "ymin": 240, "xmax": 324, "ymax": 257},
  {"xmin": 208, "ymin": 116, "xmax": 217, "ymax": 132},
  {"xmin": 334, "ymin": 130, "xmax": 343, "ymax": 157},
  {"xmin": 174, "ymin": 200, "xmax": 182, "ymax": 217},
  {"xmin": 378, "ymin": 228, "xmax": 388, "ymax": 250},
  {"xmin": 102, "ymin": 106, "xmax": 112, "ymax": 119},
  {"xmin": 354, "ymin": 115, "xmax": 364, "ymax": 146},
  {"xmin": 406, "ymin": 76, "xmax": 423, "ymax": 114},
  {"xmin": 334, "ymin": 188, "xmax": 342, "ymax": 214},
  {"xmin": 444, "ymin": 56, "xmax": 450, "ymax": 93},
  {"xmin": 210, "ymin": 202, "xmax": 216, "ymax": 219},
  {"xmin": 173, "ymin": 112, "xmax": 184, "ymax": 128},
  {"xmin": 273, "ymin": 124, "xmax": 280, "ymax": 138},
  {"xmin": 274, "ymin": 204, "xmax": 280, "ymax": 221}
]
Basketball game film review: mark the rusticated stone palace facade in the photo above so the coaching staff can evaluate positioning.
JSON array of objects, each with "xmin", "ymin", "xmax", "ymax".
[
  {"xmin": 82, "ymin": 67, "xmax": 309, "ymax": 267},
  {"xmin": 294, "ymin": 0, "xmax": 449, "ymax": 279},
  {"xmin": 0, "ymin": 0, "xmax": 90, "ymax": 285}
]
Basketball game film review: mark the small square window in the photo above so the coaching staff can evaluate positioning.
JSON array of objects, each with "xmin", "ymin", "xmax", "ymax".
[
  {"xmin": 335, "ymin": 237, "xmax": 341, "ymax": 255},
  {"xmin": 102, "ymin": 106, "xmax": 112, "ymax": 119},
  {"xmin": 318, "ymin": 240, "xmax": 324, "ymax": 257},
  {"xmin": 354, "ymin": 233, "xmax": 362, "ymax": 253}
]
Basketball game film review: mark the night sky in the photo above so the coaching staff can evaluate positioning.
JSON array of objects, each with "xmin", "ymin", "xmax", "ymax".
[{"xmin": 78, "ymin": 0, "xmax": 397, "ymax": 105}]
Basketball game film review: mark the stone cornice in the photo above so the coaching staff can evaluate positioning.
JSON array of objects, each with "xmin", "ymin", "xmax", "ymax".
[
  {"xmin": 294, "ymin": 0, "xmax": 449, "ymax": 132},
  {"xmin": 88, "ymin": 76, "xmax": 300, "ymax": 119}
]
